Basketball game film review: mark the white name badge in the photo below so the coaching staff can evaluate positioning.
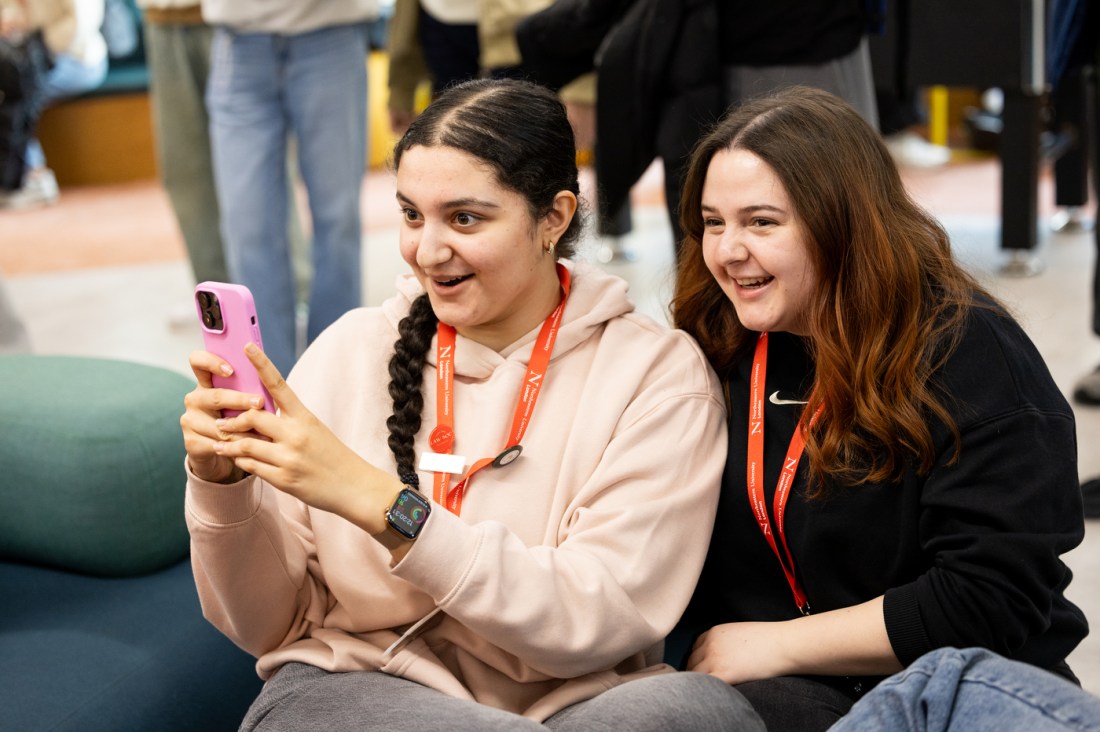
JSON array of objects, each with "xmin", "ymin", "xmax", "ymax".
[{"xmin": 419, "ymin": 451, "xmax": 466, "ymax": 475}]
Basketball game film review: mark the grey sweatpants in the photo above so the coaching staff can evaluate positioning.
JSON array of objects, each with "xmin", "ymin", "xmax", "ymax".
[{"xmin": 239, "ymin": 662, "xmax": 765, "ymax": 731}]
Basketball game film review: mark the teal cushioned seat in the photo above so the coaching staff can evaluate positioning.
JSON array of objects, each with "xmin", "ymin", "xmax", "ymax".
[
  {"xmin": 0, "ymin": 355, "xmax": 194, "ymax": 576},
  {"xmin": 0, "ymin": 559, "xmax": 264, "ymax": 731}
]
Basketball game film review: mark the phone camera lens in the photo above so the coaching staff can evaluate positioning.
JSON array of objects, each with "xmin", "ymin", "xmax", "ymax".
[{"xmin": 202, "ymin": 311, "xmax": 215, "ymax": 328}]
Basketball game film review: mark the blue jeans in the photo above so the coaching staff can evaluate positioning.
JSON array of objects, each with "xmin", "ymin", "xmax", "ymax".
[
  {"xmin": 831, "ymin": 648, "xmax": 1100, "ymax": 732},
  {"xmin": 25, "ymin": 53, "xmax": 108, "ymax": 170},
  {"xmin": 207, "ymin": 23, "xmax": 367, "ymax": 375}
]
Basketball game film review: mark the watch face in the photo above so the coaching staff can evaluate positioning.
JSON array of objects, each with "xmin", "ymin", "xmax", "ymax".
[{"xmin": 387, "ymin": 489, "xmax": 431, "ymax": 540}]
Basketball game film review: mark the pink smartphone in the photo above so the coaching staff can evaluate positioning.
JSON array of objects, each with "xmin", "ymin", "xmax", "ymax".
[{"xmin": 195, "ymin": 281, "xmax": 275, "ymax": 416}]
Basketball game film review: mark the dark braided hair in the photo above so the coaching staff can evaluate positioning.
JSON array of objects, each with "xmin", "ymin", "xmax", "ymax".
[
  {"xmin": 386, "ymin": 295, "xmax": 438, "ymax": 488},
  {"xmin": 385, "ymin": 78, "xmax": 584, "ymax": 487}
]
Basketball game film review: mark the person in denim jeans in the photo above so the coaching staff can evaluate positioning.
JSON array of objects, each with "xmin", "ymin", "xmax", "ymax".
[
  {"xmin": 832, "ymin": 648, "xmax": 1100, "ymax": 732},
  {"xmin": 140, "ymin": 0, "xmax": 228, "ymax": 289},
  {"xmin": 139, "ymin": 0, "xmax": 313, "ymax": 329},
  {"xmin": 0, "ymin": 0, "xmax": 107, "ymax": 209},
  {"xmin": 203, "ymin": 0, "xmax": 376, "ymax": 375}
]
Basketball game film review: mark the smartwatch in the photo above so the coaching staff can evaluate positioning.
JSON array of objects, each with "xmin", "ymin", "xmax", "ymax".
[{"xmin": 384, "ymin": 486, "xmax": 432, "ymax": 542}]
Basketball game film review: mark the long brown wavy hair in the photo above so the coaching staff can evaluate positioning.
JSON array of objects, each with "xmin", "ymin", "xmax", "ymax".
[{"xmin": 672, "ymin": 86, "xmax": 997, "ymax": 491}]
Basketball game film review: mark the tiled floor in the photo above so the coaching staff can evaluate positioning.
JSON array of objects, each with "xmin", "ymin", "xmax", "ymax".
[{"xmin": 1, "ymin": 155, "xmax": 1099, "ymax": 693}]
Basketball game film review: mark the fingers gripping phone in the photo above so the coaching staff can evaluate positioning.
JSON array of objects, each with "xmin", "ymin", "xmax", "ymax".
[{"xmin": 195, "ymin": 281, "xmax": 275, "ymax": 417}]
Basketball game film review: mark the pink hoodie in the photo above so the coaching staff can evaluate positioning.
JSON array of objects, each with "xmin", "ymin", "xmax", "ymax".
[{"xmin": 185, "ymin": 261, "xmax": 727, "ymax": 720}]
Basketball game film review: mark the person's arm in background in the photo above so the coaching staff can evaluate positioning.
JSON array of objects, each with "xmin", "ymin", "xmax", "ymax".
[
  {"xmin": 477, "ymin": 0, "xmax": 551, "ymax": 72},
  {"xmin": 387, "ymin": 0, "xmax": 431, "ymax": 135}
]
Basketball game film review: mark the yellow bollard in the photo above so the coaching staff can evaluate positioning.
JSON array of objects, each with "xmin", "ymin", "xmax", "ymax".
[
  {"xmin": 928, "ymin": 86, "xmax": 950, "ymax": 147},
  {"xmin": 367, "ymin": 52, "xmax": 433, "ymax": 170},
  {"xmin": 368, "ymin": 52, "xmax": 397, "ymax": 170}
]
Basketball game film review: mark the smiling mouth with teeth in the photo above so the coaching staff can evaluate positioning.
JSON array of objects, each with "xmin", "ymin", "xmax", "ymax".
[
  {"xmin": 437, "ymin": 274, "xmax": 474, "ymax": 287},
  {"xmin": 737, "ymin": 276, "xmax": 774, "ymax": 289}
]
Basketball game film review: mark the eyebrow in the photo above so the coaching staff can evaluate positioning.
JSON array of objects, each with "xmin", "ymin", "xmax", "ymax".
[
  {"xmin": 700, "ymin": 203, "xmax": 787, "ymax": 215},
  {"xmin": 395, "ymin": 192, "xmax": 501, "ymax": 210}
]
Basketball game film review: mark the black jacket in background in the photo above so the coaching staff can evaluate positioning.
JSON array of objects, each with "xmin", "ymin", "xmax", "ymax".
[
  {"xmin": 516, "ymin": 0, "xmax": 724, "ymax": 243},
  {"xmin": 716, "ymin": 0, "xmax": 866, "ymax": 66}
]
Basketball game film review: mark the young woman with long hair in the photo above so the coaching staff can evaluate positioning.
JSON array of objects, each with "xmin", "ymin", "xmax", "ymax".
[
  {"xmin": 673, "ymin": 86, "xmax": 1088, "ymax": 731},
  {"xmin": 179, "ymin": 78, "xmax": 762, "ymax": 730}
]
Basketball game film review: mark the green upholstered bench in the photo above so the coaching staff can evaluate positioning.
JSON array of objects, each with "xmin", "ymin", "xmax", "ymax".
[{"xmin": 0, "ymin": 355, "xmax": 262, "ymax": 730}]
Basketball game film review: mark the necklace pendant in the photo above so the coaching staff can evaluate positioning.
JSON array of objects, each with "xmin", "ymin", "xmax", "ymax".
[{"xmin": 492, "ymin": 445, "xmax": 523, "ymax": 468}]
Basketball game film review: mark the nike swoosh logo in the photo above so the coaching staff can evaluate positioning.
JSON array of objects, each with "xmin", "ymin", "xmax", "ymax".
[{"xmin": 769, "ymin": 390, "xmax": 808, "ymax": 406}]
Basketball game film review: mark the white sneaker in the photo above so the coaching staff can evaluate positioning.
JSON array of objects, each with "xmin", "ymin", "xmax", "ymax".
[
  {"xmin": 1050, "ymin": 207, "xmax": 1094, "ymax": 233},
  {"xmin": 883, "ymin": 132, "xmax": 952, "ymax": 168},
  {"xmin": 0, "ymin": 168, "xmax": 60, "ymax": 210}
]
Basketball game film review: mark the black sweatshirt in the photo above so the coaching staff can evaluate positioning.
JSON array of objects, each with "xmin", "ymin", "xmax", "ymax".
[{"xmin": 686, "ymin": 304, "xmax": 1088, "ymax": 697}]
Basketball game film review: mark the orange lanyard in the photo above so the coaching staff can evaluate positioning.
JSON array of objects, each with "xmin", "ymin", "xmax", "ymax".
[
  {"xmin": 428, "ymin": 263, "xmax": 571, "ymax": 515},
  {"xmin": 747, "ymin": 332, "xmax": 822, "ymax": 615}
]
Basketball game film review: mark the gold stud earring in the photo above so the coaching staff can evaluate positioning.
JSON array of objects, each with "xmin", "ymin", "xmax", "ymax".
[{"xmin": 546, "ymin": 240, "xmax": 556, "ymax": 256}]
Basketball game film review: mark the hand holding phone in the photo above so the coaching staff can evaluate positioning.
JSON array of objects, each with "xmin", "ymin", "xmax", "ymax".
[{"xmin": 195, "ymin": 281, "xmax": 275, "ymax": 417}]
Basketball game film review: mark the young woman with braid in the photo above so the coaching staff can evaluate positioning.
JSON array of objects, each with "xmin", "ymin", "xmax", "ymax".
[
  {"xmin": 178, "ymin": 78, "xmax": 763, "ymax": 730},
  {"xmin": 671, "ymin": 86, "xmax": 1089, "ymax": 731}
]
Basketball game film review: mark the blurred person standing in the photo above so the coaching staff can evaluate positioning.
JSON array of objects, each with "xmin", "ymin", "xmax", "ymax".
[
  {"xmin": 203, "ymin": 0, "xmax": 375, "ymax": 376},
  {"xmin": 138, "ymin": 0, "xmax": 228, "ymax": 291},
  {"xmin": 414, "ymin": 0, "xmax": 481, "ymax": 92},
  {"xmin": 515, "ymin": 0, "xmax": 877, "ymax": 253},
  {"xmin": 0, "ymin": 0, "xmax": 107, "ymax": 209},
  {"xmin": 694, "ymin": 0, "xmax": 879, "ymax": 240},
  {"xmin": 716, "ymin": 0, "xmax": 877, "ymax": 125},
  {"xmin": 138, "ymin": 0, "xmax": 310, "ymax": 328},
  {"xmin": 386, "ymin": 0, "xmax": 543, "ymax": 136}
]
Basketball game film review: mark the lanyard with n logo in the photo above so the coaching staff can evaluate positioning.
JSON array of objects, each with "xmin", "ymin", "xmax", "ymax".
[
  {"xmin": 747, "ymin": 331, "xmax": 822, "ymax": 615},
  {"xmin": 423, "ymin": 263, "xmax": 570, "ymax": 515}
]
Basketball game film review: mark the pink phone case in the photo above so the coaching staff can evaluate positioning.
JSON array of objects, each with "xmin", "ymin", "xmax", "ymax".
[{"xmin": 195, "ymin": 281, "xmax": 275, "ymax": 416}]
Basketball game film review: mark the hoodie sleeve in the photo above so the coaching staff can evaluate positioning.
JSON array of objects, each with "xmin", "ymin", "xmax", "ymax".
[
  {"xmin": 186, "ymin": 469, "xmax": 331, "ymax": 658},
  {"xmin": 882, "ymin": 309, "xmax": 1087, "ymax": 667},
  {"xmin": 393, "ymin": 340, "xmax": 727, "ymax": 678},
  {"xmin": 182, "ymin": 304, "xmax": 408, "ymax": 662},
  {"xmin": 882, "ymin": 405, "xmax": 1085, "ymax": 665}
]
